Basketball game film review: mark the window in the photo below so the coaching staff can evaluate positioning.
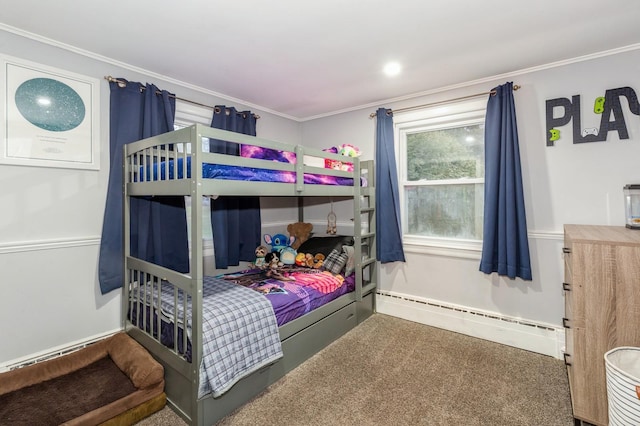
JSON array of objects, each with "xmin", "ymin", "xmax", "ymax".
[
  {"xmin": 174, "ymin": 101, "xmax": 215, "ymax": 256},
  {"xmin": 395, "ymin": 100, "xmax": 486, "ymax": 251}
]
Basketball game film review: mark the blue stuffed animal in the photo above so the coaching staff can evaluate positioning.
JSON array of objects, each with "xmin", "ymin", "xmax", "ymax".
[
  {"xmin": 279, "ymin": 246, "xmax": 297, "ymax": 265},
  {"xmin": 264, "ymin": 233, "xmax": 295, "ymax": 253},
  {"xmin": 264, "ymin": 233, "xmax": 297, "ymax": 265}
]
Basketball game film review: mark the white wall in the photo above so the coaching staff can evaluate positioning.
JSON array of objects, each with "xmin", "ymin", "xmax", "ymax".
[
  {"xmin": 0, "ymin": 29, "xmax": 301, "ymax": 365},
  {"xmin": 301, "ymin": 48, "xmax": 640, "ymax": 330}
]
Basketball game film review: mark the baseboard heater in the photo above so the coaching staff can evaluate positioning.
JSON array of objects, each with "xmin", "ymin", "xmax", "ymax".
[
  {"xmin": 0, "ymin": 331, "xmax": 119, "ymax": 373},
  {"xmin": 375, "ymin": 290, "xmax": 564, "ymax": 359}
]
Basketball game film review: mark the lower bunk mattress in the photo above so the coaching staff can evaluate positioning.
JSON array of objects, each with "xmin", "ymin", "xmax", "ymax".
[
  {"xmin": 129, "ymin": 269, "xmax": 354, "ymax": 399},
  {"xmin": 219, "ymin": 268, "xmax": 355, "ymax": 326}
]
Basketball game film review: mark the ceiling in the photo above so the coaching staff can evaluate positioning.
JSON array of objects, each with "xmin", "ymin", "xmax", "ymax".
[{"xmin": 2, "ymin": 0, "xmax": 640, "ymax": 120}]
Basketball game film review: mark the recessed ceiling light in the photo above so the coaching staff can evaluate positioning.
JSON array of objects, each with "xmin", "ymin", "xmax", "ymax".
[{"xmin": 383, "ymin": 62, "xmax": 402, "ymax": 77}]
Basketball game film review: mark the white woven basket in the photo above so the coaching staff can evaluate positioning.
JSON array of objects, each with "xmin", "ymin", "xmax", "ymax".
[{"xmin": 605, "ymin": 346, "xmax": 640, "ymax": 426}]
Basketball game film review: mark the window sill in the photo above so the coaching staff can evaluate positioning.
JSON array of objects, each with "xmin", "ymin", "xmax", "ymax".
[{"xmin": 402, "ymin": 236, "xmax": 482, "ymax": 260}]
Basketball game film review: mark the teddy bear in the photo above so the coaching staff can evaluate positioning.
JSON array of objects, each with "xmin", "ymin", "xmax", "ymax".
[{"xmin": 287, "ymin": 222, "xmax": 313, "ymax": 250}]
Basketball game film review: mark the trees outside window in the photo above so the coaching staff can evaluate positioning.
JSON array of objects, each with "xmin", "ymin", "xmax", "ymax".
[{"xmin": 396, "ymin": 102, "xmax": 485, "ymax": 249}]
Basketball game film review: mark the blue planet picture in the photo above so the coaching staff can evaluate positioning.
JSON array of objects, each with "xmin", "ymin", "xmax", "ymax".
[{"xmin": 14, "ymin": 78, "xmax": 85, "ymax": 132}]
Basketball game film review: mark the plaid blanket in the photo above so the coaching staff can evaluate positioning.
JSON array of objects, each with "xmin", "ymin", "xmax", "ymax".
[{"xmin": 155, "ymin": 276, "xmax": 283, "ymax": 398}]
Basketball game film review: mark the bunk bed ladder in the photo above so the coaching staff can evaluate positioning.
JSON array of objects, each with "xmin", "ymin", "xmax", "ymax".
[{"xmin": 354, "ymin": 160, "xmax": 377, "ymax": 311}]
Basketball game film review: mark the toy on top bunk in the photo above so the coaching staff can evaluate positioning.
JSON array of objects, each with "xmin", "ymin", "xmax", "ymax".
[{"xmin": 323, "ymin": 144, "xmax": 362, "ymax": 172}]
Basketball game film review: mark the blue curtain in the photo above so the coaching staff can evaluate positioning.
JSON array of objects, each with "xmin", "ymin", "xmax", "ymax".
[
  {"xmin": 479, "ymin": 82, "xmax": 532, "ymax": 280},
  {"xmin": 375, "ymin": 108, "xmax": 406, "ymax": 263},
  {"xmin": 98, "ymin": 80, "xmax": 189, "ymax": 294},
  {"xmin": 209, "ymin": 106, "xmax": 261, "ymax": 268}
]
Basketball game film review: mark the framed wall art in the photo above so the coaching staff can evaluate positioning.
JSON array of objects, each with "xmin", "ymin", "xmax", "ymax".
[{"xmin": 0, "ymin": 55, "xmax": 100, "ymax": 170}]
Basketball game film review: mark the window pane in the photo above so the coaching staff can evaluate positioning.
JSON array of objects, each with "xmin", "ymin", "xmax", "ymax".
[
  {"xmin": 406, "ymin": 183, "xmax": 484, "ymax": 239},
  {"xmin": 406, "ymin": 124, "xmax": 484, "ymax": 181},
  {"xmin": 184, "ymin": 196, "xmax": 213, "ymax": 245}
]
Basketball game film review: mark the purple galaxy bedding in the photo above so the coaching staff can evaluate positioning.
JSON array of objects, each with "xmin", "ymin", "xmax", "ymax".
[
  {"xmin": 139, "ymin": 157, "xmax": 366, "ymax": 186},
  {"xmin": 218, "ymin": 268, "xmax": 355, "ymax": 326}
]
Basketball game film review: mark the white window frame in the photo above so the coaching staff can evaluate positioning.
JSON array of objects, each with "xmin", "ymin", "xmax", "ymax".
[
  {"xmin": 175, "ymin": 100, "xmax": 213, "ymax": 127},
  {"xmin": 394, "ymin": 98, "xmax": 486, "ymax": 257},
  {"xmin": 174, "ymin": 100, "xmax": 215, "ymax": 257}
]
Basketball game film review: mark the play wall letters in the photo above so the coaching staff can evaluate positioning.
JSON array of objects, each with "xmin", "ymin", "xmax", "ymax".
[{"xmin": 546, "ymin": 86, "xmax": 640, "ymax": 146}]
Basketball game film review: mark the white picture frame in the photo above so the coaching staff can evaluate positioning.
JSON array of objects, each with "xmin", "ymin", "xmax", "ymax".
[{"xmin": 0, "ymin": 55, "xmax": 100, "ymax": 170}]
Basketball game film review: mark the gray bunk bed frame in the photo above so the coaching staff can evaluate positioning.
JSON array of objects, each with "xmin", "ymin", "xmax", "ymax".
[{"xmin": 122, "ymin": 123, "xmax": 377, "ymax": 425}]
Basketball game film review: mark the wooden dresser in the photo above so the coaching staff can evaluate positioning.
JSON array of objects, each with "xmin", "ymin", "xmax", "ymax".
[{"xmin": 563, "ymin": 224, "xmax": 640, "ymax": 425}]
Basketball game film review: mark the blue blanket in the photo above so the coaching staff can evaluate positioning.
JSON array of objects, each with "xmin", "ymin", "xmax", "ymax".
[{"xmin": 139, "ymin": 157, "xmax": 364, "ymax": 186}]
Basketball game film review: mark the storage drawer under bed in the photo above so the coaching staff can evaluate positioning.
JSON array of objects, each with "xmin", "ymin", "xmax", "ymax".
[{"xmin": 280, "ymin": 301, "xmax": 357, "ymax": 373}]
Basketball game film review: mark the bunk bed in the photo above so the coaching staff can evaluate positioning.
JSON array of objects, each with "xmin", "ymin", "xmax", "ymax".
[{"xmin": 122, "ymin": 123, "xmax": 377, "ymax": 425}]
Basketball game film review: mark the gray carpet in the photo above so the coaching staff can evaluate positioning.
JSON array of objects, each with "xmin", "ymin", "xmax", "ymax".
[{"xmin": 137, "ymin": 314, "xmax": 573, "ymax": 425}]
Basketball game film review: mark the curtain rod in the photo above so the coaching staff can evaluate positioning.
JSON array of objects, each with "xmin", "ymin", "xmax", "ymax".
[
  {"xmin": 369, "ymin": 84, "xmax": 520, "ymax": 118},
  {"xmin": 103, "ymin": 76, "xmax": 260, "ymax": 119}
]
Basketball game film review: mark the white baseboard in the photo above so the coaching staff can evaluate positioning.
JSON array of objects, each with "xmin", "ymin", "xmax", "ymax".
[
  {"xmin": 376, "ymin": 290, "xmax": 565, "ymax": 359},
  {"xmin": 0, "ymin": 328, "xmax": 122, "ymax": 373}
]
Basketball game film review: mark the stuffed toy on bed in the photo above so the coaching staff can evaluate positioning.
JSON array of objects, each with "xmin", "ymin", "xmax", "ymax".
[
  {"xmin": 254, "ymin": 245, "xmax": 268, "ymax": 268},
  {"xmin": 264, "ymin": 233, "xmax": 295, "ymax": 253},
  {"xmin": 264, "ymin": 233, "xmax": 297, "ymax": 265},
  {"xmin": 263, "ymin": 252, "xmax": 294, "ymax": 281},
  {"xmin": 294, "ymin": 252, "xmax": 325, "ymax": 268},
  {"xmin": 323, "ymin": 144, "xmax": 361, "ymax": 172},
  {"xmin": 279, "ymin": 246, "xmax": 297, "ymax": 265},
  {"xmin": 287, "ymin": 222, "xmax": 313, "ymax": 250}
]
